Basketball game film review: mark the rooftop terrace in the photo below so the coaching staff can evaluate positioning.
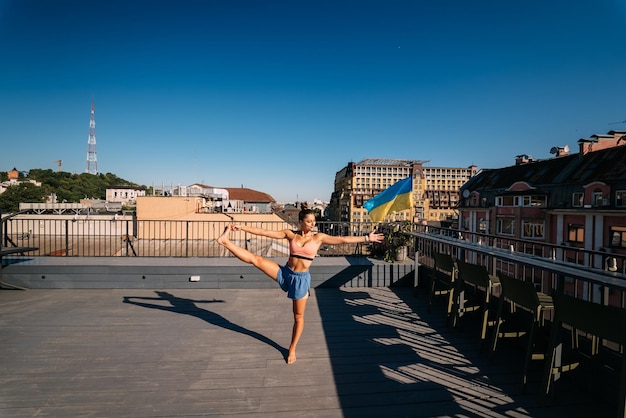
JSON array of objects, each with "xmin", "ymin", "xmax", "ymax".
[
  {"xmin": 1, "ymin": 220, "xmax": 624, "ymax": 416},
  {"xmin": 0, "ymin": 285, "xmax": 615, "ymax": 417}
]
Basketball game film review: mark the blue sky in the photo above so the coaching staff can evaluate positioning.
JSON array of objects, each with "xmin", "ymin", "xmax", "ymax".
[{"xmin": 1, "ymin": 0, "xmax": 625, "ymax": 203}]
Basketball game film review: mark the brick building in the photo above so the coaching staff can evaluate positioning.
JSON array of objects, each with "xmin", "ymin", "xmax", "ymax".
[{"xmin": 458, "ymin": 130, "xmax": 626, "ymax": 263}]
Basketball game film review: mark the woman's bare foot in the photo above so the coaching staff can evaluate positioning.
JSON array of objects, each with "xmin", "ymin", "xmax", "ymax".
[
  {"xmin": 216, "ymin": 225, "xmax": 232, "ymax": 246},
  {"xmin": 287, "ymin": 349, "xmax": 297, "ymax": 364}
]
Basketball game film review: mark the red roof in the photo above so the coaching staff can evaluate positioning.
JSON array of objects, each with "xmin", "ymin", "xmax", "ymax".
[{"xmin": 223, "ymin": 187, "xmax": 275, "ymax": 203}]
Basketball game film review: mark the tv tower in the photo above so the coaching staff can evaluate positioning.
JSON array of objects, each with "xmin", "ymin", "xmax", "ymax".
[{"xmin": 86, "ymin": 101, "xmax": 98, "ymax": 174}]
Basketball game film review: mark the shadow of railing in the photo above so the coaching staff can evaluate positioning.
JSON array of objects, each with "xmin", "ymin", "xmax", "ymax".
[{"xmin": 316, "ymin": 285, "xmax": 614, "ymax": 416}]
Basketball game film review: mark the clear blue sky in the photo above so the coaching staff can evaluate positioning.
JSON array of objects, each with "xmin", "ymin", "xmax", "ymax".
[{"xmin": 2, "ymin": 0, "xmax": 625, "ymax": 203}]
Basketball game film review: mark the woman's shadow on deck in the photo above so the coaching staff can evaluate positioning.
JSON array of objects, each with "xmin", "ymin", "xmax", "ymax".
[{"xmin": 123, "ymin": 291, "xmax": 287, "ymax": 360}]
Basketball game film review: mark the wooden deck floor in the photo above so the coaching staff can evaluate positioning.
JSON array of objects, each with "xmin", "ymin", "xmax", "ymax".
[{"xmin": 0, "ymin": 286, "xmax": 616, "ymax": 417}]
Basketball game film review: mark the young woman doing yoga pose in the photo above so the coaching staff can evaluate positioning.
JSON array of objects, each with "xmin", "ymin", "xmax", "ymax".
[{"xmin": 217, "ymin": 207, "xmax": 384, "ymax": 364}]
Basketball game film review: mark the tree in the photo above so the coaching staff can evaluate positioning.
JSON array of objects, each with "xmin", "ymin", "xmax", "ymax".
[
  {"xmin": 0, "ymin": 183, "xmax": 49, "ymax": 213},
  {"xmin": 26, "ymin": 169, "xmax": 145, "ymax": 202},
  {"xmin": 0, "ymin": 169, "xmax": 146, "ymax": 210}
]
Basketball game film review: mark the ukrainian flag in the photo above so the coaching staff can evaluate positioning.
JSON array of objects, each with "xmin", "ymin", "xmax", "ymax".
[{"xmin": 363, "ymin": 176, "xmax": 413, "ymax": 223}]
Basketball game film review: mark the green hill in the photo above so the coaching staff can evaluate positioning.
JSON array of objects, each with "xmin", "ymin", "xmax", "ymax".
[{"xmin": 0, "ymin": 169, "xmax": 146, "ymax": 212}]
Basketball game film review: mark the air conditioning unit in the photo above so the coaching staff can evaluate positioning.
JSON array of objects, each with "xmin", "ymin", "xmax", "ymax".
[{"xmin": 601, "ymin": 198, "xmax": 610, "ymax": 206}]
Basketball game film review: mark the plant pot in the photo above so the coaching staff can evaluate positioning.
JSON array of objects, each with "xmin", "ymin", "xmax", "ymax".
[{"xmin": 395, "ymin": 246, "xmax": 408, "ymax": 262}]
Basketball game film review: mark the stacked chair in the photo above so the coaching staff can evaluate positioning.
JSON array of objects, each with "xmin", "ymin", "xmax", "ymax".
[
  {"xmin": 453, "ymin": 260, "xmax": 500, "ymax": 350},
  {"xmin": 490, "ymin": 272, "xmax": 554, "ymax": 390},
  {"xmin": 541, "ymin": 292, "xmax": 626, "ymax": 417},
  {"xmin": 427, "ymin": 251, "xmax": 457, "ymax": 325}
]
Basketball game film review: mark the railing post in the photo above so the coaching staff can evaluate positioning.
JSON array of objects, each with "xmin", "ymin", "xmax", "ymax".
[
  {"xmin": 125, "ymin": 219, "xmax": 129, "ymax": 256},
  {"xmin": 65, "ymin": 219, "xmax": 69, "ymax": 256},
  {"xmin": 0, "ymin": 211, "xmax": 4, "ymax": 247},
  {"xmin": 413, "ymin": 250, "xmax": 420, "ymax": 288},
  {"xmin": 185, "ymin": 221, "xmax": 189, "ymax": 258}
]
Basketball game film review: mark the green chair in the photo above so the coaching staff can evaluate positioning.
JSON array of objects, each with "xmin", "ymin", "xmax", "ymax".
[
  {"xmin": 454, "ymin": 260, "xmax": 500, "ymax": 348},
  {"xmin": 541, "ymin": 292, "xmax": 626, "ymax": 417},
  {"xmin": 427, "ymin": 251, "xmax": 457, "ymax": 323},
  {"xmin": 491, "ymin": 272, "xmax": 554, "ymax": 390}
]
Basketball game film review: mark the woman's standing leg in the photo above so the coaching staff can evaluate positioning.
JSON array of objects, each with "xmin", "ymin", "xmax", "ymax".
[{"xmin": 288, "ymin": 296, "xmax": 308, "ymax": 364}]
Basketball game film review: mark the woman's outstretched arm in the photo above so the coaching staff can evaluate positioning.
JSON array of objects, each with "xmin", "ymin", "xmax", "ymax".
[
  {"xmin": 231, "ymin": 224, "xmax": 292, "ymax": 240},
  {"xmin": 319, "ymin": 231, "xmax": 384, "ymax": 246}
]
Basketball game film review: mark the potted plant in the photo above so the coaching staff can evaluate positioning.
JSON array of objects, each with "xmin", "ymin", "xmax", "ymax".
[{"xmin": 372, "ymin": 221, "xmax": 414, "ymax": 262}]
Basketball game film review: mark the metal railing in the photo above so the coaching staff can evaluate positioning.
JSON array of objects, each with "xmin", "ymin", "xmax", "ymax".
[
  {"xmin": 410, "ymin": 225, "xmax": 626, "ymax": 310},
  {"xmin": 414, "ymin": 225, "xmax": 626, "ymax": 275},
  {"xmin": 1, "ymin": 215, "xmax": 378, "ymax": 258}
]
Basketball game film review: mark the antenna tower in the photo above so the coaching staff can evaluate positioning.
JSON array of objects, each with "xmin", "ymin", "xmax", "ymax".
[{"xmin": 86, "ymin": 101, "xmax": 98, "ymax": 174}]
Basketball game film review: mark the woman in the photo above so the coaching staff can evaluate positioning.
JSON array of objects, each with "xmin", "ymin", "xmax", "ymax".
[{"xmin": 216, "ymin": 207, "xmax": 384, "ymax": 364}]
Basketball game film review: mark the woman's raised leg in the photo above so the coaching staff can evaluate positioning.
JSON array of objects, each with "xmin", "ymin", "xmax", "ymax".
[{"xmin": 216, "ymin": 225, "xmax": 280, "ymax": 280}]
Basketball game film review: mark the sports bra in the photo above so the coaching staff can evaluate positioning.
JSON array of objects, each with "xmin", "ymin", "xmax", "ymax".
[{"xmin": 289, "ymin": 234, "xmax": 317, "ymax": 261}]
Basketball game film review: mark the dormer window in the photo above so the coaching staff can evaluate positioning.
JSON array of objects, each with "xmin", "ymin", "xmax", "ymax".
[
  {"xmin": 592, "ymin": 191, "xmax": 604, "ymax": 206},
  {"xmin": 496, "ymin": 195, "xmax": 546, "ymax": 207},
  {"xmin": 495, "ymin": 196, "xmax": 514, "ymax": 206},
  {"xmin": 515, "ymin": 195, "xmax": 546, "ymax": 207}
]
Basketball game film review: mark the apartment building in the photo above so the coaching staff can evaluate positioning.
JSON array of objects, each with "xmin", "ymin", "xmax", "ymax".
[
  {"xmin": 328, "ymin": 158, "xmax": 477, "ymax": 223},
  {"xmin": 105, "ymin": 186, "xmax": 146, "ymax": 206},
  {"xmin": 458, "ymin": 130, "xmax": 626, "ymax": 261}
]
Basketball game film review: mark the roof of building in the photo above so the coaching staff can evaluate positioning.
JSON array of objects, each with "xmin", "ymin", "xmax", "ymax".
[
  {"xmin": 223, "ymin": 187, "xmax": 276, "ymax": 203},
  {"xmin": 186, "ymin": 184, "xmax": 275, "ymax": 203},
  {"xmin": 356, "ymin": 158, "xmax": 429, "ymax": 166},
  {"xmin": 462, "ymin": 143, "xmax": 626, "ymax": 193},
  {"xmin": 106, "ymin": 185, "xmax": 145, "ymax": 190}
]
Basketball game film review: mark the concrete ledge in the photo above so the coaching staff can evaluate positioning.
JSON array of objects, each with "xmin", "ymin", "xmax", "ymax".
[{"xmin": 2, "ymin": 256, "xmax": 416, "ymax": 289}]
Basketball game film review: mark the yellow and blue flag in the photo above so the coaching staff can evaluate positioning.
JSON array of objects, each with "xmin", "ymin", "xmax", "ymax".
[{"xmin": 363, "ymin": 176, "xmax": 413, "ymax": 222}]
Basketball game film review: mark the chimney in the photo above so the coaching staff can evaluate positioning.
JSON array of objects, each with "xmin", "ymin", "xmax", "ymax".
[
  {"xmin": 550, "ymin": 145, "xmax": 570, "ymax": 157},
  {"xmin": 578, "ymin": 131, "xmax": 625, "ymax": 154}
]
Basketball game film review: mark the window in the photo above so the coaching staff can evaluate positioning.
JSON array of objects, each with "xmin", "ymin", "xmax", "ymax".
[
  {"xmin": 572, "ymin": 192, "xmax": 583, "ymax": 207},
  {"xmin": 478, "ymin": 218, "xmax": 487, "ymax": 234},
  {"xmin": 522, "ymin": 220, "xmax": 544, "ymax": 239},
  {"xmin": 496, "ymin": 218, "xmax": 515, "ymax": 235},
  {"xmin": 593, "ymin": 191, "xmax": 603, "ymax": 206},
  {"xmin": 497, "ymin": 195, "xmax": 546, "ymax": 207},
  {"xmin": 531, "ymin": 195, "xmax": 546, "ymax": 206},
  {"xmin": 515, "ymin": 195, "xmax": 547, "ymax": 207},
  {"xmin": 567, "ymin": 224, "xmax": 584, "ymax": 243},
  {"xmin": 616, "ymin": 190, "xmax": 626, "ymax": 208},
  {"xmin": 610, "ymin": 227, "xmax": 626, "ymax": 248}
]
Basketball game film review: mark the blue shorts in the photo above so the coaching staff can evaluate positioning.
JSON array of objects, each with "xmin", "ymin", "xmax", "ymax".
[{"xmin": 276, "ymin": 264, "xmax": 311, "ymax": 300}]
